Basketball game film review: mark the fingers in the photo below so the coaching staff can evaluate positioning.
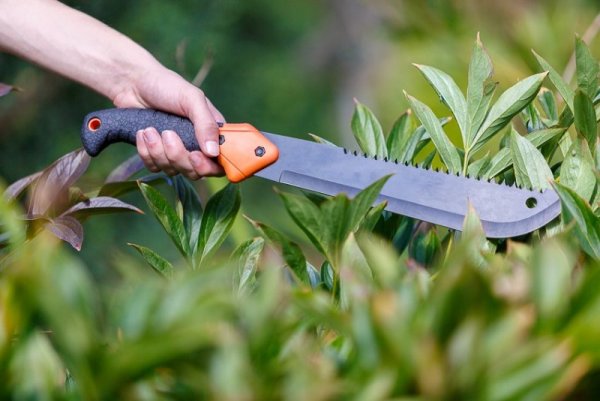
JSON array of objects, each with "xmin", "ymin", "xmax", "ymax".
[
  {"xmin": 189, "ymin": 151, "xmax": 224, "ymax": 177},
  {"xmin": 186, "ymin": 91, "xmax": 220, "ymax": 158},
  {"xmin": 136, "ymin": 127, "xmax": 224, "ymax": 179},
  {"xmin": 206, "ymin": 98, "xmax": 226, "ymax": 123}
]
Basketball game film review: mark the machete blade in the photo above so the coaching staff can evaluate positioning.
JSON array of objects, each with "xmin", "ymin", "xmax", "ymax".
[{"xmin": 255, "ymin": 132, "xmax": 560, "ymax": 238}]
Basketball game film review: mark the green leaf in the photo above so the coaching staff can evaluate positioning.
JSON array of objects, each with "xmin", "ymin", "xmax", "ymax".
[
  {"xmin": 575, "ymin": 36, "xmax": 599, "ymax": 98},
  {"xmin": 351, "ymin": 99, "xmax": 387, "ymax": 157},
  {"xmin": 308, "ymin": 133, "xmax": 337, "ymax": 147},
  {"xmin": 510, "ymin": 128, "xmax": 553, "ymax": 190},
  {"xmin": 537, "ymin": 88, "xmax": 558, "ymax": 122},
  {"xmin": 232, "ymin": 237, "xmax": 264, "ymax": 294},
  {"xmin": 466, "ymin": 153, "xmax": 491, "ymax": 178},
  {"xmin": 573, "ymin": 89, "xmax": 598, "ymax": 150},
  {"xmin": 484, "ymin": 128, "xmax": 566, "ymax": 179},
  {"xmin": 278, "ymin": 191, "xmax": 325, "ymax": 254},
  {"xmin": 531, "ymin": 237, "xmax": 574, "ymax": 328},
  {"xmin": 466, "ymin": 34, "xmax": 497, "ymax": 144},
  {"xmin": 553, "ymin": 183, "xmax": 600, "ymax": 259},
  {"xmin": 320, "ymin": 260, "xmax": 335, "ymax": 291},
  {"xmin": 408, "ymin": 225, "xmax": 440, "ymax": 268},
  {"xmin": 560, "ymin": 139, "xmax": 597, "ymax": 201},
  {"xmin": 246, "ymin": 217, "xmax": 309, "ymax": 285},
  {"xmin": 138, "ymin": 182, "xmax": 189, "ymax": 257},
  {"xmin": 405, "ymin": 92, "xmax": 462, "ymax": 173},
  {"xmin": 359, "ymin": 202, "xmax": 387, "ymax": 232},
  {"xmin": 471, "ymin": 72, "xmax": 547, "ymax": 153},
  {"xmin": 128, "ymin": 243, "xmax": 174, "ymax": 278},
  {"xmin": 173, "ymin": 176, "xmax": 203, "ymax": 257},
  {"xmin": 348, "ymin": 175, "xmax": 391, "ymax": 232},
  {"xmin": 532, "ymin": 50, "xmax": 574, "ymax": 111},
  {"xmin": 197, "ymin": 183, "xmax": 241, "ymax": 264},
  {"xmin": 387, "ymin": 110, "xmax": 415, "ymax": 160},
  {"xmin": 414, "ymin": 64, "xmax": 468, "ymax": 142}
]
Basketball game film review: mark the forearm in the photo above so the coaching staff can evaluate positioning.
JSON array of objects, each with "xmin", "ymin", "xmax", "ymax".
[{"xmin": 0, "ymin": 0, "xmax": 163, "ymax": 101}]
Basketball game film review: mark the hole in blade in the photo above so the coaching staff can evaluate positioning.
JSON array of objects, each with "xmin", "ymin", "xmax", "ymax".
[{"xmin": 525, "ymin": 197, "xmax": 537, "ymax": 209}]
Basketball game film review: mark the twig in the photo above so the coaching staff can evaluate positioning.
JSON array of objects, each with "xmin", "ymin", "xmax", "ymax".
[
  {"xmin": 562, "ymin": 13, "xmax": 600, "ymax": 84},
  {"xmin": 175, "ymin": 38, "xmax": 189, "ymax": 73},
  {"xmin": 191, "ymin": 49, "xmax": 214, "ymax": 88}
]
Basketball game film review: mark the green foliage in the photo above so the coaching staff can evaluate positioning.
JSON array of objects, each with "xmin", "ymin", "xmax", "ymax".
[{"xmin": 1, "ymin": 32, "xmax": 600, "ymax": 401}]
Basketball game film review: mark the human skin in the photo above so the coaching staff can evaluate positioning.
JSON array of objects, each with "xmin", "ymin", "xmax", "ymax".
[{"xmin": 0, "ymin": 0, "xmax": 224, "ymax": 179}]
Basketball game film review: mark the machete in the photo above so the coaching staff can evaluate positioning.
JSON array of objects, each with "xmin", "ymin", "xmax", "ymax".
[{"xmin": 81, "ymin": 108, "xmax": 560, "ymax": 238}]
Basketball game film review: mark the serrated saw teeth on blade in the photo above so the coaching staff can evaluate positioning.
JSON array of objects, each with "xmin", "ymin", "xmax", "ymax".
[{"xmin": 255, "ymin": 133, "xmax": 561, "ymax": 238}]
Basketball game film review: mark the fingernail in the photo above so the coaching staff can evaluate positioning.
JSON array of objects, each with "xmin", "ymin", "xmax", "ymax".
[
  {"xmin": 205, "ymin": 141, "xmax": 219, "ymax": 157},
  {"xmin": 143, "ymin": 129, "xmax": 156, "ymax": 144},
  {"xmin": 162, "ymin": 130, "xmax": 176, "ymax": 145}
]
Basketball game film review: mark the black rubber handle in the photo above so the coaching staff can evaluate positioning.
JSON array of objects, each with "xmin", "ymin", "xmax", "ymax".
[{"xmin": 81, "ymin": 108, "xmax": 200, "ymax": 156}]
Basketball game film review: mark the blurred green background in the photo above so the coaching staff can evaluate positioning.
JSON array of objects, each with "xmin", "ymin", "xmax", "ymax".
[{"xmin": 1, "ymin": 0, "xmax": 599, "ymax": 276}]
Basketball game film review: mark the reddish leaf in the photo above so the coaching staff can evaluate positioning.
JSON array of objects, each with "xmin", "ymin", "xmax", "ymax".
[
  {"xmin": 4, "ymin": 171, "xmax": 42, "ymax": 201},
  {"xmin": 30, "ymin": 149, "xmax": 90, "ymax": 216},
  {"xmin": 62, "ymin": 196, "xmax": 143, "ymax": 219},
  {"xmin": 105, "ymin": 154, "xmax": 145, "ymax": 183},
  {"xmin": 0, "ymin": 83, "xmax": 18, "ymax": 97},
  {"xmin": 46, "ymin": 216, "xmax": 84, "ymax": 251}
]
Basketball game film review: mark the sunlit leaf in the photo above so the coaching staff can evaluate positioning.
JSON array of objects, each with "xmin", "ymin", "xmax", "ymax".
[
  {"xmin": 467, "ymin": 153, "xmax": 491, "ymax": 179},
  {"xmin": 47, "ymin": 216, "xmax": 84, "ymax": 251},
  {"xmin": 472, "ymin": 72, "xmax": 547, "ymax": 153},
  {"xmin": 538, "ymin": 87, "xmax": 558, "ymax": 122},
  {"xmin": 232, "ymin": 237, "xmax": 264, "ymax": 294},
  {"xmin": 308, "ymin": 133, "xmax": 337, "ymax": 147},
  {"xmin": 62, "ymin": 196, "xmax": 143, "ymax": 219},
  {"xmin": 484, "ymin": 128, "xmax": 566, "ymax": 179},
  {"xmin": 128, "ymin": 243, "xmax": 174, "ymax": 278},
  {"xmin": 138, "ymin": 182, "xmax": 189, "ymax": 257},
  {"xmin": 560, "ymin": 139, "xmax": 596, "ymax": 201},
  {"xmin": 197, "ymin": 183, "xmax": 241, "ymax": 264},
  {"xmin": 553, "ymin": 182, "xmax": 600, "ymax": 259},
  {"xmin": 387, "ymin": 110, "xmax": 415, "ymax": 160},
  {"xmin": 466, "ymin": 34, "xmax": 497, "ymax": 144},
  {"xmin": 573, "ymin": 89, "xmax": 598, "ymax": 150},
  {"xmin": 351, "ymin": 99, "xmax": 388, "ymax": 157},
  {"xmin": 30, "ymin": 149, "xmax": 91, "ymax": 216},
  {"xmin": 510, "ymin": 128, "xmax": 553, "ymax": 190},
  {"xmin": 348, "ymin": 175, "xmax": 391, "ymax": 232},
  {"xmin": 278, "ymin": 190, "xmax": 325, "ymax": 254},
  {"xmin": 532, "ymin": 50, "xmax": 574, "ymax": 111},
  {"xmin": 4, "ymin": 171, "xmax": 42, "ymax": 201},
  {"xmin": 405, "ymin": 92, "xmax": 462, "ymax": 173},
  {"xmin": 414, "ymin": 64, "xmax": 468, "ymax": 142},
  {"xmin": 174, "ymin": 176, "xmax": 203, "ymax": 257},
  {"xmin": 575, "ymin": 36, "xmax": 599, "ymax": 98},
  {"xmin": 360, "ymin": 202, "xmax": 387, "ymax": 232}
]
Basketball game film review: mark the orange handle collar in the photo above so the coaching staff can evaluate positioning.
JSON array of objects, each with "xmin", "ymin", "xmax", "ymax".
[{"xmin": 218, "ymin": 123, "xmax": 279, "ymax": 183}]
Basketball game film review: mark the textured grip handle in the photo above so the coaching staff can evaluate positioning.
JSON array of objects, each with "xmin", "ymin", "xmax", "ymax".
[
  {"xmin": 81, "ymin": 108, "xmax": 279, "ymax": 183},
  {"xmin": 81, "ymin": 108, "xmax": 199, "ymax": 156}
]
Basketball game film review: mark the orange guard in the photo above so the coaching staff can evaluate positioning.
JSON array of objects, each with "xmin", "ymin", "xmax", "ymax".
[{"xmin": 217, "ymin": 123, "xmax": 279, "ymax": 183}]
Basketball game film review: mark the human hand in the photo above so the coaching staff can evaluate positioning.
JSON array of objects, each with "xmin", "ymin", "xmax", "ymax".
[{"xmin": 112, "ymin": 66, "xmax": 225, "ymax": 180}]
